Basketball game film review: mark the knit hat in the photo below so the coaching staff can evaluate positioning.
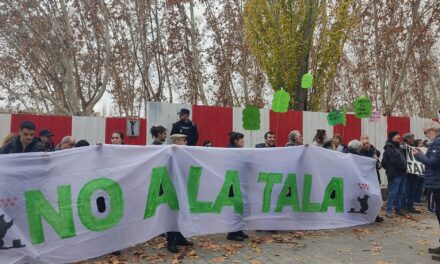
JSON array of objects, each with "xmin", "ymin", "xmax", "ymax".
[
  {"xmin": 388, "ymin": 131, "xmax": 399, "ymax": 141},
  {"xmin": 402, "ymin": 133, "xmax": 414, "ymax": 141}
]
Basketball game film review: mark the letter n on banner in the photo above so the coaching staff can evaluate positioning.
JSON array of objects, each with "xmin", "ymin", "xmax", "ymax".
[{"xmin": 25, "ymin": 186, "xmax": 76, "ymax": 244}]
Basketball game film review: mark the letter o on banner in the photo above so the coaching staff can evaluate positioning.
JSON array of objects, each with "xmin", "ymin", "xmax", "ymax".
[{"xmin": 77, "ymin": 178, "xmax": 124, "ymax": 231}]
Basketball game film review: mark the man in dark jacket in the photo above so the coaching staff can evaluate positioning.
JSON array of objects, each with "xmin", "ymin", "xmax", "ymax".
[
  {"xmin": 170, "ymin": 108, "xmax": 199, "ymax": 146},
  {"xmin": 39, "ymin": 129, "xmax": 55, "ymax": 152},
  {"xmin": 285, "ymin": 130, "xmax": 303, "ymax": 146},
  {"xmin": 382, "ymin": 131, "xmax": 407, "ymax": 218},
  {"xmin": 0, "ymin": 121, "xmax": 43, "ymax": 154},
  {"xmin": 413, "ymin": 121, "xmax": 440, "ymax": 261},
  {"xmin": 255, "ymin": 131, "xmax": 276, "ymax": 148},
  {"xmin": 360, "ymin": 135, "xmax": 382, "ymax": 184}
]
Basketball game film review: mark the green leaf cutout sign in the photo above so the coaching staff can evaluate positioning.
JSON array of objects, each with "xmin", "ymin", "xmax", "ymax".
[
  {"xmin": 354, "ymin": 96, "xmax": 372, "ymax": 118},
  {"xmin": 242, "ymin": 106, "xmax": 261, "ymax": 130},
  {"xmin": 271, "ymin": 90, "xmax": 290, "ymax": 113},
  {"xmin": 301, "ymin": 73, "xmax": 313, "ymax": 89},
  {"xmin": 327, "ymin": 109, "xmax": 346, "ymax": 126}
]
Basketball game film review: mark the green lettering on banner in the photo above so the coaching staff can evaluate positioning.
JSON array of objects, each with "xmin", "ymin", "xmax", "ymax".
[
  {"xmin": 25, "ymin": 186, "xmax": 76, "ymax": 244},
  {"xmin": 188, "ymin": 166, "xmax": 212, "ymax": 213},
  {"xmin": 212, "ymin": 170, "xmax": 243, "ymax": 214},
  {"xmin": 301, "ymin": 174, "xmax": 321, "ymax": 212},
  {"xmin": 144, "ymin": 166, "xmax": 180, "ymax": 218},
  {"xmin": 320, "ymin": 177, "xmax": 344, "ymax": 212},
  {"xmin": 258, "ymin": 172, "xmax": 283, "ymax": 213},
  {"xmin": 77, "ymin": 178, "xmax": 124, "ymax": 231},
  {"xmin": 275, "ymin": 174, "xmax": 300, "ymax": 212}
]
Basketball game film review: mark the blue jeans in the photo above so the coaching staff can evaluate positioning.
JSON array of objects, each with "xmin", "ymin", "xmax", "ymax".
[
  {"xmin": 405, "ymin": 174, "xmax": 418, "ymax": 209},
  {"xmin": 387, "ymin": 176, "xmax": 406, "ymax": 213},
  {"xmin": 414, "ymin": 177, "xmax": 424, "ymax": 203}
]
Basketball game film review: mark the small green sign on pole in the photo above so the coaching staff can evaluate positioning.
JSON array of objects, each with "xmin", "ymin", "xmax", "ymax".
[
  {"xmin": 271, "ymin": 89, "xmax": 290, "ymax": 113},
  {"xmin": 242, "ymin": 106, "xmax": 261, "ymax": 130}
]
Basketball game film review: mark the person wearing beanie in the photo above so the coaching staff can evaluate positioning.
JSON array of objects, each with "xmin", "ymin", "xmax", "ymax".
[{"xmin": 382, "ymin": 131, "xmax": 407, "ymax": 218}]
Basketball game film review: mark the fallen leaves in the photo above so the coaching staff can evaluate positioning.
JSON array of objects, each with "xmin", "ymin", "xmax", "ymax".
[{"xmin": 211, "ymin": 256, "xmax": 226, "ymax": 263}]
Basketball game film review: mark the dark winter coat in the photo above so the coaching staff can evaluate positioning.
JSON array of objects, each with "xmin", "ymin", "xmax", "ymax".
[
  {"xmin": 0, "ymin": 136, "xmax": 44, "ymax": 154},
  {"xmin": 415, "ymin": 135, "xmax": 440, "ymax": 189},
  {"xmin": 255, "ymin": 143, "xmax": 274, "ymax": 148},
  {"xmin": 382, "ymin": 141, "xmax": 407, "ymax": 180},
  {"xmin": 170, "ymin": 120, "xmax": 199, "ymax": 146},
  {"xmin": 152, "ymin": 140, "xmax": 163, "ymax": 145}
]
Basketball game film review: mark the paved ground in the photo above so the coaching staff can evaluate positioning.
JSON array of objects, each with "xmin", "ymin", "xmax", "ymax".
[{"xmin": 82, "ymin": 206, "xmax": 439, "ymax": 264}]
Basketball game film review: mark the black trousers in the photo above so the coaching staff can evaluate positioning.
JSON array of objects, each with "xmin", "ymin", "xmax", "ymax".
[
  {"xmin": 166, "ymin": 232, "xmax": 185, "ymax": 243},
  {"xmin": 433, "ymin": 189, "xmax": 440, "ymax": 225}
]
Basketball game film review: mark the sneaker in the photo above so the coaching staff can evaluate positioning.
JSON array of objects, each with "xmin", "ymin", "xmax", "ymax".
[
  {"xmin": 176, "ymin": 237, "xmax": 194, "ymax": 247},
  {"xmin": 408, "ymin": 207, "xmax": 421, "ymax": 214},
  {"xmin": 429, "ymin": 247, "xmax": 440, "ymax": 255},
  {"xmin": 395, "ymin": 210, "xmax": 405, "ymax": 216},
  {"xmin": 167, "ymin": 241, "xmax": 179, "ymax": 253},
  {"xmin": 375, "ymin": 216, "xmax": 384, "ymax": 222},
  {"xmin": 385, "ymin": 212, "xmax": 393, "ymax": 218},
  {"xmin": 433, "ymin": 255, "xmax": 440, "ymax": 261},
  {"xmin": 238, "ymin": 230, "xmax": 249, "ymax": 239},
  {"xmin": 227, "ymin": 232, "xmax": 244, "ymax": 242}
]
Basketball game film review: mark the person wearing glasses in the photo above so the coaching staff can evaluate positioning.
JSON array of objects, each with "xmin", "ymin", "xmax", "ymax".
[{"xmin": 413, "ymin": 121, "xmax": 440, "ymax": 261}]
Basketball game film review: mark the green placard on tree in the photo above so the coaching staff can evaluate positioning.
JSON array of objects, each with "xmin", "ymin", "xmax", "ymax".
[
  {"xmin": 301, "ymin": 73, "xmax": 313, "ymax": 89},
  {"xmin": 354, "ymin": 96, "xmax": 372, "ymax": 118},
  {"xmin": 242, "ymin": 106, "xmax": 261, "ymax": 130},
  {"xmin": 271, "ymin": 89, "xmax": 290, "ymax": 113},
  {"xmin": 327, "ymin": 109, "xmax": 346, "ymax": 126}
]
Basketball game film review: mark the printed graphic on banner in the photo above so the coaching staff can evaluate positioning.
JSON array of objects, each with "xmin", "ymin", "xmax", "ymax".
[
  {"xmin": 406, "ymin": 146, "xmax": 427, "ymax": 175},
  {"xmin": 0, "ymin": 146, "xmax": 382, "ymax": 264}
]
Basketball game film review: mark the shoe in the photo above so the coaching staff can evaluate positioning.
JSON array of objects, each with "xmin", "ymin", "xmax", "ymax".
[
  {"xmin": 176, "ymin": 237, "xmax": 194, "ymax": 247},
  {"xmin": 385, "ymin": 212, "xmax": 393, "ymax": 218},
  {"xmin": 227, "ymin": 233, "xmax": 244, "ymax": 242},
  {"xmin": 407, "ymin": 207, "xmax": 421, "ymax": 214},
  {"xmin": 238, "ymin": 230, "xmax": 249, "ymax": 239},
  {"xmin": 395, "ymin": 210, "xmax": 405, "ymax": 216},
  {"xmin": 433, "ymin": 255, "xmax": 440, "ymax": 261},
  {"xmin": 167, "ymin": 241, "xmax": 179, "ymax": 253},
  {"xmin": 375, "ymin": 216, "xmax": 384, "ymax": 222},
  {"xmin": 429, "ymin": 247, "xmax": 440, "ymax": 255}
]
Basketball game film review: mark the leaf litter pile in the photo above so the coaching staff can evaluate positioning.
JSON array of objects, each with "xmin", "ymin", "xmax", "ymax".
[{"xmin": 78, "ymin": 207, "xmax": 436, "ymax": 264}]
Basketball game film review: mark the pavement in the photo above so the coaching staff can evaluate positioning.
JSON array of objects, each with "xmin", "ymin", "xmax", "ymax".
[{"xmin": 82, "ymin": 206, "xmax": 439, "ymax": 264}]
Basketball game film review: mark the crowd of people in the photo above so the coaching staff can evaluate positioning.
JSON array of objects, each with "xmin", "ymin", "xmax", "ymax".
[{"xmin": 1, "ymin": 109, "xmax": 440, "ymax": 260}]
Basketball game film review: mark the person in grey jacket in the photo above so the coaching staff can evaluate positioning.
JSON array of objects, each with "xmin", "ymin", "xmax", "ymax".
[{"xmin": 413, "ymin": 121, "xmax": 440, "ymax": 261}]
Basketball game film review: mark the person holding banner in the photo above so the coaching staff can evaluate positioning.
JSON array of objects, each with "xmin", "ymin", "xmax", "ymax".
[
  {"xmin": 226, "ymin": 132, "xmax": 249, "ymax": 241},
  {"xmin": 382, "ymin": 131, "xmax": 407, "ymax": 218},
  {"xmin": 166, "ymin": 134, "xmax": 194, "ymax": 253},
  {"xmin": 413, "ymin": 121, "xmax": 440, "ymax": 261},
  {"xmin": 150, "ymin": 126, "xmax": 167, "ymax": 145},
  {"xmin": 402, "ymin": 133, "xmax": 421, "ymax": 214}
]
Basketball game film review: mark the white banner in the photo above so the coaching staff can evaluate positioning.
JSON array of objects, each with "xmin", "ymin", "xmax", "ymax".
[
  {"xmin": 406, "ymin": 146, "xmax": 427, "ymax": 175},
  {"xmin": 0, "ymin": 145, "xmax": 382, "ymax": 264}
]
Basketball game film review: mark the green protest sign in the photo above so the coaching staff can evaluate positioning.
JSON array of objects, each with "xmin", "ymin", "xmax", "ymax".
[
  {"xmin": 327, "ymin": 109, "xmax": 346, "ymax": 126},
  {"xmin": 242, "ymin": 106, "xmax": 261, "ymax": 130},
  {"xmin": 271, "ymin": 89, "xmax": 290, "ymax": 113},
  {"xmin": 301, "ymin": 73, "xmax": 313, "ymax": 89},
  {"xmin": 354, "ymin": 96, "xmax": 372, "ymax": 118}
]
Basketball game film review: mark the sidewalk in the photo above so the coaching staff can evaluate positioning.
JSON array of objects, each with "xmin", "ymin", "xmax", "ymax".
[{"xmin": 83, "ymin": 208, "xmax": 439, "ymax": 264}]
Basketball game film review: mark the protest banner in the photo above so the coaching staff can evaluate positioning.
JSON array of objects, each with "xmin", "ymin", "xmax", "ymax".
[
  {"xmin": 405, "ymin": 146, "xmax": 427, "ymax": 175},
  {"xmin": 0, "ymin": 145, "xmax": 382, "ymax": 264}
]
